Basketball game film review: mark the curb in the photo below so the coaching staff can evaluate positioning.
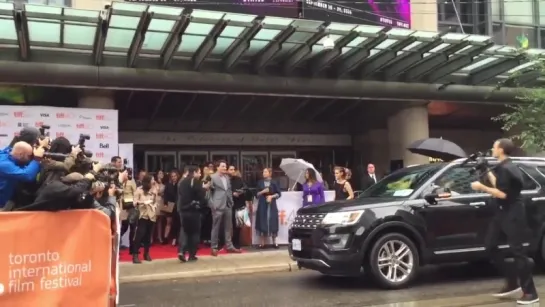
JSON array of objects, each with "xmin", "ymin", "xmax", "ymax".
[{"xmin": 120, "ymin": 261, "xmax": 298, "ymax": 284}]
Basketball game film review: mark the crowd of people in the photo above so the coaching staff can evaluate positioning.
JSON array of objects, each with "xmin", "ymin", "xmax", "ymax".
[
  {"xmin": 0, "ymin": 127, "xmax": 384, "ymax": 265},
  {"xmin": 120, "ymin": 160, "xmax": 252, "ymax": 263}
]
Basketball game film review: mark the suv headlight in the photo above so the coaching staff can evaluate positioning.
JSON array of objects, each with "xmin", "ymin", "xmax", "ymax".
[{"xmin": 322, "ymin": 210, "xmax": 364, "ymax": 226}]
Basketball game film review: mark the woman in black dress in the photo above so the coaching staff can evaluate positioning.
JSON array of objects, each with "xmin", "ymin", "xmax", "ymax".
[
  {"xmin": 162, "ymin": 170, "xmax": 179, "ymax": 244},
  {"xmin": 333, "ymin": 167, "xmax": 354, "ymax": 201},
  {"xmin": 228, "ymin": 165, "xmax": 247, "ymax": 249}
]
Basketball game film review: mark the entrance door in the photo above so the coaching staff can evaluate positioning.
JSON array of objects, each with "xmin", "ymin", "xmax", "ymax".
[
  {"xmin": 210, "ymin": 151, "xmax": 239, "ymax": 169},
  {"xmin": 178, "ymin": 151, "xmax": 209, "ymax": 168},
  {"xmin": 145, "ymin": 151, "xmax": 177, "ymax": 172},
  {"xmin": 241, "ymin": 151, "xmax": 268, "ymax": 188},
  {"xmin": 270, "ymin": 151, "xmax": 296, "ymax": 191}
]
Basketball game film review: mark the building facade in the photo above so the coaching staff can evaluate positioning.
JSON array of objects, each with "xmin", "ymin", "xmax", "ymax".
[{"xmin": 438, "ymin": 0, "xmax": 544, "ymax": 48}]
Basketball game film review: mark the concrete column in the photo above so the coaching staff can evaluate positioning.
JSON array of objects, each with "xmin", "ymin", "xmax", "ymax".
[
  {"xmin": 78, "ymin": 89, "xmax": 115, "ymax": 109},
  {"xmin": 410, "ymin": 0, "xmax": 438, "ymax": 31},
  {"xmin": 388, "ymin": 106, "xmax": 430, "ymax": 167}
]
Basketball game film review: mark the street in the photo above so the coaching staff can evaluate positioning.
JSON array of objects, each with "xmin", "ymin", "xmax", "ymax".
[{"xmin": 119, "ymin": 263, "xmax": 544, "ymax": 307}]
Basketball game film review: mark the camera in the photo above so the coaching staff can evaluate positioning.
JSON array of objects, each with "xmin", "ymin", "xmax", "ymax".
[{"xmin": 461, "ymin": 150, "xmax": 491, "ymax": 175}]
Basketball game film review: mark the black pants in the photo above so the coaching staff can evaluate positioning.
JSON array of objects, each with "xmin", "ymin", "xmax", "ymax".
[
  {"xmin": 131, "ymin": 219, "xmax": 154, "ymax": 255},
  {"xmin": 232, "ymin": 207, "xmax": 241, "ymax": 249},
  {"xmin": 121, "ymin": 220, "xmax": 136, "ymax": 250},
  {"xmin": 177, "ymin": 209, "xmax": 186, "ymax": 254},
  {"xmin": 201, "ymin": 209, "xmax": 212, "ymax": 242},
  {"xmin": 485, "ymin": 208, "xmax": 537, "ymax": 295},
  {"xmin": 181, "ymin": 211, "xmax": 201, "ymax": 257}
]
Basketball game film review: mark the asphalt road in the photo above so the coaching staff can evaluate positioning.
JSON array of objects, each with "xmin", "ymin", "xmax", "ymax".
[{"xmin": 119, "ymin": 264, "xmax": 545, "ymax": 307}]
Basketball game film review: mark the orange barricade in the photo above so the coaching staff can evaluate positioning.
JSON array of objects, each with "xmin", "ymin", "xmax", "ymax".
[{"xmin": 0, "ymin": 209, "xmax": 118, "ymax": 307}]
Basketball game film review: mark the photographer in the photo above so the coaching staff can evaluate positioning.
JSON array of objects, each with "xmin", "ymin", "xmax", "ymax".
[
  {"xmin": 120, "ymin": 168, "xmax": 137, "ymax": 252},
  {"xmin": 16, "ymin": 162, "xmax": 103, "ymax": 211},
  {"xmin": 470, "ymin": 139, "xmax": 538, "ymax": 305},
  {"xmin": 0, "ymin": 141, "xmax": 45, "ymax": 208},
  {"xmin": 131, "ymin": 174, "xmax": 157, "ymax": 264},
  {"xmin": 178, "ymin": 165, "xmax": 207, "ymax": 262}
]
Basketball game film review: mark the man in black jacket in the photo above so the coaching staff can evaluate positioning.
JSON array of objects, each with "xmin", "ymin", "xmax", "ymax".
[{"xmin": 178, "ymin": 165, "xmax": 207, "ymax": 262}]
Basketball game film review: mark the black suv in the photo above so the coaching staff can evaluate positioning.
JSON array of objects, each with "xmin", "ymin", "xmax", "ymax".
[{"xmin": 288, "ymin": 157, "xmax": 545, "ymax": 289}]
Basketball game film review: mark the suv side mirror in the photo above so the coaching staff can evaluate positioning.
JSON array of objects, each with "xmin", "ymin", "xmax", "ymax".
[{"xmin": 423, "ymin": 190, "xmax": 452, "ymax": 205}]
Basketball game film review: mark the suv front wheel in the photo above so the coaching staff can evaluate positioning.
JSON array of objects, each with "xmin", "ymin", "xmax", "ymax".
[{"xmin": 368, "ymin": 232, "xmax": 420, "ymax": 289}]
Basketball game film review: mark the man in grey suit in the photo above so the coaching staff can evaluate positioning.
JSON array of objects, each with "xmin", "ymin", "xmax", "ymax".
[{"xmin": 209, "ymin": 160, "xmax": 241, "ymax": 256}]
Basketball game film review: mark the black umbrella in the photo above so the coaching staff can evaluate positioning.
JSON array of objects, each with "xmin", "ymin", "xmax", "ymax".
[{"xmin": 407, "ymin": 138, "xmax": 467, "ymax": 162}]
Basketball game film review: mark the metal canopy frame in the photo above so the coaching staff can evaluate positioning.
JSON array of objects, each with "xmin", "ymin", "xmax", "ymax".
[{"xmin": 0, "ymin": 1, "xmax": 544, "ymax": 90}]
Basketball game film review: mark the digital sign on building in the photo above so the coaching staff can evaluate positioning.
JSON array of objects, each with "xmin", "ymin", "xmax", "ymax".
[
  {"xmin": 125, "ymin": 0, "xmax": 300, "ymax": 18},
  {"xmin": 302, "ymin": 0, "xmax": 411, "ymax": 29}
]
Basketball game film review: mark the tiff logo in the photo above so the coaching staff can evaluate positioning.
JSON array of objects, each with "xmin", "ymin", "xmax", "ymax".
[
  {"xmin": 56, "ymin": 132, "xmax": 65, "ymax": 138},
  {"xmin": 14, "ymin": 112, "xmax": 25, "ymax": 118},
  {"xmin": 95, "ymin": 152, "xmax": 105, "ymax": 159},
  {"xmin": 96, "ymin": 115, "xmax": 106, "ymax": 120}
]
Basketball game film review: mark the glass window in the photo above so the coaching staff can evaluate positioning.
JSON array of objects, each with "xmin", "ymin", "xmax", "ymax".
[
  {"xmin": 505, "ymin": 25, "xmax": 536, "ymax": 49},
  {"xmin": 359, "ymin": 164, "xmax": 443, "ymax": 198},
  {"xmin": 520, "ymin": 169, "xmax": 538, "ymax": 190},
  {"xmin": 504, "ymin": 0, "xmax": 534, "ymax": 24},
  {"xmin": 433, "ymin": 166, "xmax": 481, "ymax": 195},
  {"xmin": 491, "ymin": 0, "xmax": 501, "ymax": 22},
  {"xmin": 492, "ymin": 23, "xmax": 504, "ymax": 45}
]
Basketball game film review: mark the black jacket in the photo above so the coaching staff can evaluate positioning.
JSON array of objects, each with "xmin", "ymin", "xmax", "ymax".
[
  {"xmin": 230, "ymin": 176, "xmax": 247, "ymax": 210},
  {"xmin": 178, "ymin": 177, "xmax": 206, "ymax": 212},
  {"xmin": 16, "ymin": 179, "xmax": 92, "ymax": 211},
  {"xmin": 164, "ymin": 181, "xmax": 178, "ymax": 203}
]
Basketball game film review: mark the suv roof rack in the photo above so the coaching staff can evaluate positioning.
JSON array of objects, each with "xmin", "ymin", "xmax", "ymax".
[{"xmin": 452, "ymin": 156, "xmax": 545, "ymax": 164}]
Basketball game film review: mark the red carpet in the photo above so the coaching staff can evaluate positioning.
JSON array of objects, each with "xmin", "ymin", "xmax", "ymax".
[{"xmin": 118, "ymin": 244, "xmax": 246, "ymax": 262}]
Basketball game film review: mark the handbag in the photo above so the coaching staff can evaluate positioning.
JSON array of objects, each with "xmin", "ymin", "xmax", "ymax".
[
  {"xmin": 122, "ymin": 196, "xmax": 134, "ymax": 210},
  {"xmin": 161, "ymin": 202, "xmax": 175, "ymax": 213}
]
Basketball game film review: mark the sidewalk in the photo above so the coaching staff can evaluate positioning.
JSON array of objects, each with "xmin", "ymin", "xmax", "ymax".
[{"xmin": 119, "ymin": 250, "xmax": 297, "ymax": 283}]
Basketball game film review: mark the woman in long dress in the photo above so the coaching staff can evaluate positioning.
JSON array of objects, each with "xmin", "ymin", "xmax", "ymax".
[
  {"xmin": 153, "ymin": 170, "xmax": 166, "ymax": 244},
  {"xmin": 255, "ymin": 168, "xmax": 281, "ymax": 249}
]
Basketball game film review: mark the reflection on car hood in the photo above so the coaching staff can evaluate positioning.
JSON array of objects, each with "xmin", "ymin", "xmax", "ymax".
[{"xmin": 297, "ymin": 197, "xmax": 403, "ymax": 214}]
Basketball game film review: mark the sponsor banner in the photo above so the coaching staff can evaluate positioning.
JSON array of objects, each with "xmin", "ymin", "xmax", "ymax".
[
  {"xmin": 250, "ymin": 191, "xmax": 335, "ymax": 244},
  {"xmin": 0, "ymin": 106, "xmax": 118, "ymax": 163},
  {"xmin": 117, "ymin": 143, "xmax": 134, "ymax": 248},
  {"xmin": 0, "ymin": 210, "xmax": 114, "ymax": 306},
  {"xmin": 124, "ymin": 0, "xmax": 299, "ymax": 18},
  {"xmin": 302, "ymin": 0, "xmax": 411, "ymax": 29}
]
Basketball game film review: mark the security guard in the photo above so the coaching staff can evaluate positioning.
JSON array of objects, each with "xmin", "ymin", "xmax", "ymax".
[{"xmin": 470, "ymin": 138, "xmax": 538, "ymax": 305}]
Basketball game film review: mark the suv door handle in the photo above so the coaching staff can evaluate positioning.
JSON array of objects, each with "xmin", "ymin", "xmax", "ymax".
[{"xmin": 469, "ymin": 202, "xmax": 486, "ymax": 207}]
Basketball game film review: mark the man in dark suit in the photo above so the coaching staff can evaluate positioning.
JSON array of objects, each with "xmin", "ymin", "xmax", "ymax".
[{"xmin": 361, "ymin": 163, "xmax": 379, "ymax": 191}]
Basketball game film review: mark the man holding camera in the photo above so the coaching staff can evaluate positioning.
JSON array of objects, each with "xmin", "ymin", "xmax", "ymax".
[
  {"xmin": 470, "ymin": 138, "xmax": 538, "ymax": 305},
  {"xmin": 0, "ymin": 140, "xmax": 46, "ymax": 208}
]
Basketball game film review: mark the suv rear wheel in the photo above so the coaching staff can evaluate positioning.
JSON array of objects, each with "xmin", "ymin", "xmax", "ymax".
[{"xmin": 368, "ymin": 232, "xmax": 420, "ymax": 289}]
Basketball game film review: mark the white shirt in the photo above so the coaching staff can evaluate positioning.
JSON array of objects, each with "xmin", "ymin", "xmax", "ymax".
[
  {"xmin": 370, "ymin": 173, "xmax": 376, "ymax": 183},
  {"xmin": 220, "ymin": 175, "xmax": 228, "ymax": 190}
]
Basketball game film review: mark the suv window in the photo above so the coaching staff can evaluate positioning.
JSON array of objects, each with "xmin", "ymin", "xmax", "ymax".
[
  {"xmin": 519, "ymin": 168, "xmax": 538, "ymax": 190},
  {"xmin": 433, "ymin": 166, "xmax": 480, "ymax": 195},
  {"xmin": 360, "ymin": 164, "xmax": 443, "ymax": 198}
]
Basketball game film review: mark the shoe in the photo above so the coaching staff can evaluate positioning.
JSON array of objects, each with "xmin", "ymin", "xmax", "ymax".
[
  {"xmin": 517, "ymin": 293, "xmax": 539, "ymax": 305},
  {"xmin": 492, "ymin": 286, "xmax": 521, "ymax": 298},
  {"xmin": 143, "ymin": 252, "xmax": 152, "ymax": 262},
  {"xmin": 273, "ymin": 244, "xmax": 279, "ymax": 249},
  {"xmin": 211, "ymin": 249, "xmax": 219, "ymax": 257},
  {"xmin": 188, "ymin": 256, "xmax": 198, "ymax": 262},
  {"xmin": 178, "ymin": 253, "xmax": 187, "ymax": 262},
  {"xmin": 132, "ymin": 254, "xmax": 141, "ymax": 264},
  {"xmin": 227, "ymin": 248, "xmax": 242, "ymax": 253}
]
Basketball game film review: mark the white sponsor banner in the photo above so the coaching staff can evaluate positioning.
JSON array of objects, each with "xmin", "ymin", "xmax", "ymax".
[
  {"xmin": 251, "ymin": 191, "xmax": 335, "ymax": 245},
  {"xmin": 0, "ymin": 105, "xmax": 118, "ymax": 163},
  {"xmin": 117, "ymin": 143, "xmax": 134, "ymax": 171}
]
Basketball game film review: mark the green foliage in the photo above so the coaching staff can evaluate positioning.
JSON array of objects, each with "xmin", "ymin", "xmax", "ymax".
[{"xmin": 492, "ymin": 53, "xmax": 545, "ymax": 154}]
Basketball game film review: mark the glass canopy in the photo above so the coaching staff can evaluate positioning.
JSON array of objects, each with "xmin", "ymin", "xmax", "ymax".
[{"xmin": 0, "ymin": 1, "xmax": 542, "ymax": 87}]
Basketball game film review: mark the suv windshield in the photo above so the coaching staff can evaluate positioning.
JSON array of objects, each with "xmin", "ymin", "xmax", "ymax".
[{"xmin": 359, "ymin": 164, "xmax": 444, "ymax": 198}]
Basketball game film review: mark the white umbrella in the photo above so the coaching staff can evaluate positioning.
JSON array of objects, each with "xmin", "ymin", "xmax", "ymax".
[{"xmin": 279, "ymin": 158, "xmax": 323, "ymax": 188}]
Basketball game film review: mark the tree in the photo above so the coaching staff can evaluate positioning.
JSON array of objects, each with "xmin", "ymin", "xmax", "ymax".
[{"xmin": 492, "ymin": 54, "xmax": 545, "ymax": 154}]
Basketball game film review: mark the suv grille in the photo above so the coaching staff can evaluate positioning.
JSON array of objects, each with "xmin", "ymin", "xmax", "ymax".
[{"xmin": 291, "ymin": 213, "xmax": 325, "ymax": 229}]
